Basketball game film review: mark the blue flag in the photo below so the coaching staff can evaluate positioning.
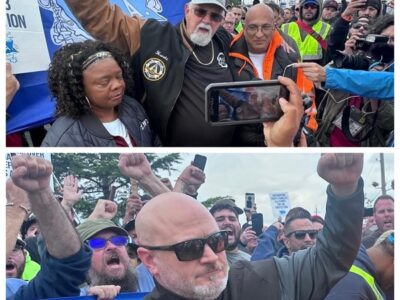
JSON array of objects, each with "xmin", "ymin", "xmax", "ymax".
[{"xmin": 6, "ymin": 0, "xmax": 188, "ymax": 134}]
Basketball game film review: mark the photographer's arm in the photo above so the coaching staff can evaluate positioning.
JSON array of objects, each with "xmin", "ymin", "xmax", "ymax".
[{"xmin": 294, "ymin": 63, "xmax": 394, "ymax": 100}]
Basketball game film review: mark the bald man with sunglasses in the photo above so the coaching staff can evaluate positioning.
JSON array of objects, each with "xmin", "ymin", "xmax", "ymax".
[{"xmin": 136, "ymin": 153, "xmax": 365, "ymax": 300}]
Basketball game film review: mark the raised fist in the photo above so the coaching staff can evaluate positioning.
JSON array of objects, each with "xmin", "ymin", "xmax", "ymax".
[
  {"xmin": 118, "ymin": 153, "xmax": 152, "ymax": 181},
  {"xmin": 11, "ymin": 155, "xmax": 53, "ymax": 192}
]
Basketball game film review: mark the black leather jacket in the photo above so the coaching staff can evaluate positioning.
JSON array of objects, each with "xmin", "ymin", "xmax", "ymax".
[{"xmin": 41, "ymin": 96, "xmax": 160, "ymax": 147}]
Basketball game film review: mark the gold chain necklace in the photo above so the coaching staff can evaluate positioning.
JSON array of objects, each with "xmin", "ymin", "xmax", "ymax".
[{"xmin": 191, "ymin": 41, "xmax": 214, "ymax": 66}]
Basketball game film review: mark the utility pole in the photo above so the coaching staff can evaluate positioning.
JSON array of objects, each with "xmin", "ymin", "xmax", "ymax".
[{"xmin": 379, "ymin": 153, "xmax": 387, "ymax": 195}]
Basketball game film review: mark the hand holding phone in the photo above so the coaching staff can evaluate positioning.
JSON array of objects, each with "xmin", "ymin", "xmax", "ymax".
[
  {"xmin": 263, "ymin": 76, "xmax": 304, "ymax": 147},
  {"xmin": 251, "ymin": 213, "xmax": 264, "ymax": 237}
]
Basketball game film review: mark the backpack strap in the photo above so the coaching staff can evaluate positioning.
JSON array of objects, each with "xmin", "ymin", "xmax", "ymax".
[{"xmin": 296, "ymin": 20, "xmax": 327, "ymax": 50}]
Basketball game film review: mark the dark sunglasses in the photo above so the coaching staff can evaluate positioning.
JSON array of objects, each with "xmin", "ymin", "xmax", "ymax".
[
  {"xmin": 352, "ymin": 23, "xmax": 369, "ymax": 30},
  {"xmin": 295, "ymin": 7, "xmax": 300, "ymax": 11},
  {"xmin": 286, "ymin": 230, "xmax": 318, "ymax": 240},
  {"xmin": 87, "ymin": 235, "xmax": 128, "ymax": 250},
  {"xmin": 193, "ymin": 7, "xmax": 224, "ymax": 23},
  {"xmin": 303, "ymin": 4, "xmax": 318, "ymax": 9},
  {"xmin": 140, "ymin": 231, "xmax": 228, "ymax": 261}
]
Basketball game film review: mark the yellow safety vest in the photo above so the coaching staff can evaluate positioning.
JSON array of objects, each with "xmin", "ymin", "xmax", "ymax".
[
  {"xmin": 281, "ymin": 20, "xmax": 330, "ymax": 61},
  {"xmin": 349, "ymin": 265, "xmax": 385, "ymax": 300},
  {"xmin": 235, "ymin": 21, "xmax": 243, "ymax": 34}
]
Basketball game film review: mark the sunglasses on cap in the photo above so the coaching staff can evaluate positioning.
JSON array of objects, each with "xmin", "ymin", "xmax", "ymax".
[
  {"xmin": 193, "ymin": 7, "xmax": 224, "ymax": 23},
  {"xmin": 87, "ymin": 235, "xmax": 128, "ymax": 250},
  {"xmin": 286, "ymin": 230, "xmax": 318, "ymax": 240},
  {"xmin": 140, "ymin": 231, "xmax": 228, "ymax": 261},
  {"xmin": 303, "ymin": 4, "xmax": 318, "ymax": 9}
]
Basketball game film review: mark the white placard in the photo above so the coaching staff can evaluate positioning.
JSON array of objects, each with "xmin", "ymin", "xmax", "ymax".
[
  {"xmin": 6, "ymin": 0, "xmax": 51, "ymax": 74},
  {"xmin": 269, "ymin": 192, "xmax": 291, "ymax": 219}
]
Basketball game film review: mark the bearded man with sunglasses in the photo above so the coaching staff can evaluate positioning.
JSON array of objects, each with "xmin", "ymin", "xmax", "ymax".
[
  {"xmin": 65, "ymin": 0, "xmax": 244, "ymax": 146},
  {"xmin": 281, "ymin": 0, "xmax": 331, "ymax": 64},
  {"xmin": 136, "ymin": 153, "xmax": 364, "ymax": 300},
  {"xmin": 76, "ymin": 219, "xmax": 138, "ymax": 296}
]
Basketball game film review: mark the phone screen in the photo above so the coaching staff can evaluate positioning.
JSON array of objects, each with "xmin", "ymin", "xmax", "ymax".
[{"xmin": 206, "ymin": 80, "xmax": 288, "ymax": 126}]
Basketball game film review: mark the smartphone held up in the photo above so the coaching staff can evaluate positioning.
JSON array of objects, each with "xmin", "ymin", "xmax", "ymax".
[{"xmin": 205, "ymin": 80, "xmax": 289, "ymax": 126}]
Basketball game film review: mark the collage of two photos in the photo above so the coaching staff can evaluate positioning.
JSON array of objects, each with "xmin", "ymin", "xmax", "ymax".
[
  {"xmin": 6, "ymin": 0, "xmax": 393, "ymax": 147},
  {"xmin": 5, "ymin": 0, "xmax": 395, "ymax": 300}
]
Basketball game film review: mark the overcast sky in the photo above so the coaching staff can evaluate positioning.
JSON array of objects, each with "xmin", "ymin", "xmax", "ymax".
[{"xmin": 156, "ymin": 152, "xmax": 394, "ymax": 225}]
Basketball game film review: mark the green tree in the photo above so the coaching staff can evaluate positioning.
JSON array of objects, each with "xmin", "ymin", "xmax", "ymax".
[{"xmin": 52, "ymin": 153, "xmax": 182, "ymax": 223}]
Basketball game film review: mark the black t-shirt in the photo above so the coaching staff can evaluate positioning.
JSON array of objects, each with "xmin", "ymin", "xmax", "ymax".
[{"xmin": 166, "ymin": 40, "xmax": 235, "ymax": 146}]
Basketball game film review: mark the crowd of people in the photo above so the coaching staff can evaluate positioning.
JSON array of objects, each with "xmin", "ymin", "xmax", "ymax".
[
  {"xmin": 5, "ymin": 0, "xmax": 393, "ymax": 147},
  {"xmin": 6, "ymin": 153, "xmax": 394, "ymax": 299}
]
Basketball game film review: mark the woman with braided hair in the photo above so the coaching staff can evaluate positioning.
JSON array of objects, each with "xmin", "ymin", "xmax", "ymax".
[{"xmin": 41, "ymin": 40, "xmax": 160, "ymax": 147}]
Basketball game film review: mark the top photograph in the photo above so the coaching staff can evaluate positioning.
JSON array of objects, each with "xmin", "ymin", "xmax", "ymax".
[{"xmin": 6, "ymin": 0, "xmax": 394, "ymax": 147}]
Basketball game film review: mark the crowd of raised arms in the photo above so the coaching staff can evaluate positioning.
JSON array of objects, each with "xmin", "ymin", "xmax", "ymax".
[
  {"xmin": 6, "ymin": 0, "xmax": 393, "ymax": 148},
  {"xmin": 6, "ymin": 153, "xmax": 394, "ymax": 300}
]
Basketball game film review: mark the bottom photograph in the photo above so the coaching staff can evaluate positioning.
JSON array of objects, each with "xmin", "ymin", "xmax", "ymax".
[{"xmin": 5, "ymin": 152, "xmax": 394, "ymax": 300}]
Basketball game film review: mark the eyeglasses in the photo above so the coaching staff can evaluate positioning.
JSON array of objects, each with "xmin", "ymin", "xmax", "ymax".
[
  {"xmin": 246, "ymin": 24, "xmax": 274, "ymax": 35},
  {"xmin": 87, "ymin": 235, "xmax": 128, "ymax": 250},
  {"xmin": 303, "ymin": 4, "xmax": 318, "ymax": 10},
  {"xmin": 352, "ymin": 23, "xmax": 369, "ymax": 30},
  {"xmin": 286, "ymin": 230, "xmax": 318, "ymax": 240},
  {"xmin": 295, "ymin": 7, "xmax": 300, "ymax": 11},
  {"xmin": 140, "ymin": 231, "xmax": 228, "ymax": 261},
  {"xmin": 193, "ymin": 7, "xmax": 224, "ymax": 23}
]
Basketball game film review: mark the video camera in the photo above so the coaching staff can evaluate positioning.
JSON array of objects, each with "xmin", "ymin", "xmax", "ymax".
[
  {"xmin": 333, "ymin": 34, "xmax": 393, "ymax": 70},
  {"xmin": 355, "ymin": 34, "xmax": 389, "ymax": 52}
]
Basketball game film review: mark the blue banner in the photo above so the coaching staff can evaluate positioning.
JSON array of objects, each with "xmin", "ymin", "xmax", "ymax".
[
  {"xmin": 6, "ymin": 0, "xmax": 188, "ymax": 134},
  {"xmin": 45, "ymin": 292, "xmax": 148, "ymax": 300}
]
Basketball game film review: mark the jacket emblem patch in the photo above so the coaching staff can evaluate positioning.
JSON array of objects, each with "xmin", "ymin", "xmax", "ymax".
[
  {"xmin": 217, "ymin": 52, "xmax": 228, "ymax": 68},
  {"xmin": 143, "ymin": 58, "xmax": 166, "ymax": 81}
]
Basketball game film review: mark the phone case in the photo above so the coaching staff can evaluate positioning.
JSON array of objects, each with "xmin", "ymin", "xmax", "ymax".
[{"xmin": 205, "ymin": 80, "xmax": 288, "ymax": 126}]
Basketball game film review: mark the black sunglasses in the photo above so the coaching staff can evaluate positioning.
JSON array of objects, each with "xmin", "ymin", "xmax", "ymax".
[
  {"xmin": 286, "ymin": 230, "xmax": 318, "ymax": 240},
  {"xmin": 140, "ymin": 231, "xmax": 228, "ymax": 261},
  {"xmin": 193, "ymin": 7, "xmax": 224, "ymax": 23},
  {"xmin": 352, "ymin": 23, "xmax": 369, "ymax": 30}
]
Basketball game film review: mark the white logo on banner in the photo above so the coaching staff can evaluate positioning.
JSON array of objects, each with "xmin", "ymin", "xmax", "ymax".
[
  {"xmin": 269, "ymin": 192, "xmax": 291, "ymax": 219},
  {"xmin": 6, "ymin": 0, "xmax": 51, "ymax": 74}
]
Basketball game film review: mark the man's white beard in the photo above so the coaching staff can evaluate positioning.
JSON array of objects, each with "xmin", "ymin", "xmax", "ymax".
[{"xmin": 190, "ymin": 23, "xmax": 213, "ymax": 46}]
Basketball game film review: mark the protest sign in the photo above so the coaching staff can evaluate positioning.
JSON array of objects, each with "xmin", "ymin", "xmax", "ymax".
[
  {"xmin": 269, "ymin": 192, "xmax": 291, "ymax": 219},
  {"xmin": 6, "ymin": 0, "xmax": 50, "ymax": 74}
]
